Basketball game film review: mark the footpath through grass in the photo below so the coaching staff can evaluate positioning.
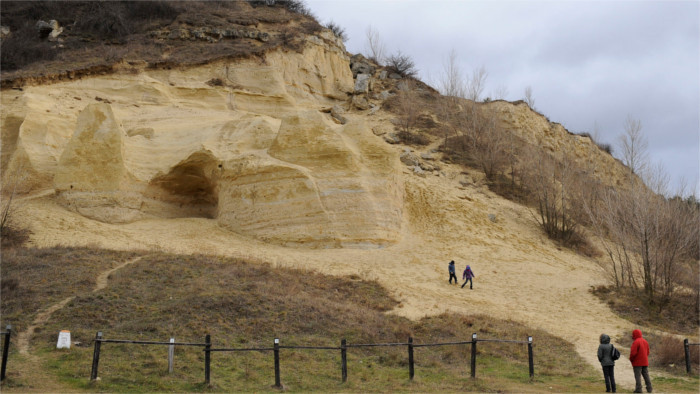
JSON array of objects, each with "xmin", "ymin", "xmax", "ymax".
[{"xmin": 1, "ymin": 246, "xmax": 698, "ymax": 392}]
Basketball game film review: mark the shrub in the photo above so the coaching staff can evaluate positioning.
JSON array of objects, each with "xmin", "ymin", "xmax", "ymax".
[
  {"xmin": 73, "ymin": 1, "xmax": 130, "ymax": 39},
  {"xmin": 655, "ymin": 335, "xmax": 686, "ymax": 366},
  {"xmin": 0, "ymin": 23, "xmax": 58, "ymax": 71},
  {"xmin": 125, "ymin": 1, "xmax": 179, "ymax": 24},
  {"xmin": 597, "ymin": 142, "xmax": 613, "ymax": 155},
  {"xmin": 386, "ymin": 51, "xmax": 418, "ymax": 78},
  {"xmin": 397, "ymin": 130, "xmax": 430, "ymax": 146},
  {"xmin": 324, "ymin": 21, "xmax": 347, "ymax": 42},
  {"xmin": 248, "ymin": 0, "xmax": 314, "ymax": 17}
]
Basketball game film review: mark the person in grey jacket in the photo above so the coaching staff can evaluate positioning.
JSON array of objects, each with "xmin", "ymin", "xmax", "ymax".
[{"xmin": 597, "ymin": 333, "xmax": 617, "ymax": 393}]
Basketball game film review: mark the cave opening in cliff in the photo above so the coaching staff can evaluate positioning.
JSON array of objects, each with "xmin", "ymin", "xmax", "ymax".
[{"xmin": 144, "ymin": 151, "xmax": 219, "ymax": 219}]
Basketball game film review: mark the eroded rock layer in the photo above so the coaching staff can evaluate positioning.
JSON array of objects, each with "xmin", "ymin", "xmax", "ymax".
[{"xmin": 2, "ymin": 32, "xmax": 404, "ymax": 248}]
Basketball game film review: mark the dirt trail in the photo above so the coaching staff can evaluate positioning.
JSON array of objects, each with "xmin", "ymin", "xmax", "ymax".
[{"xmin": 15, "ymin": 256, "xmax": 144, "ymax": 355}]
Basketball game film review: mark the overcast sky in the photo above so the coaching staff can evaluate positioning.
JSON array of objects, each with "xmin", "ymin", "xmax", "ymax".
[{"xmin": 307, "ymin": 0, "xmax": 700, "ymax": 195}]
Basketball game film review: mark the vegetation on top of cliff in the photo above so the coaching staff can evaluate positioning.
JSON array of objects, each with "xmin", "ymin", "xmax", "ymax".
[{"xmin": 0, "ymin": 0, "xmax": 325, "ymax": 86}]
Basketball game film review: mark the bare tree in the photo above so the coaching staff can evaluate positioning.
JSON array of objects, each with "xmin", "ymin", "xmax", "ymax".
[
  {"xmin": 524, "ymin": 85, "xmax": 535, "ymax": 108},
  {"xmin": 466, "ymin": 66, "xmax": 488, "ymax": 101},
  {"xmin": 364, "ymin": 25, "xmax": 386, "ymax": 65},
  {"xmin": 395, "ymin": 80, "xmax": 419, "ymax": 134},
  {"xmin": 439, "ymin": 49, "xmax": 465, "ymax": 99},
  {"xmin": 617, "ymin": 115, "xmax": 648, "ymax": 175},
  {"xmin": 471, "ymin": 106, "xmax": 510, "ymax": 180},
  {"xmin": 519, "ymin": 144, "xmax": 582, "ymax": 242},
  {"xmin": 587, "ymin": 165, "xmax": 699, "ymax": 308}
]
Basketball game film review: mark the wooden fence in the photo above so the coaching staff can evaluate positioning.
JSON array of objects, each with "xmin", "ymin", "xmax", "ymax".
[
  {"xmin": 90, "ymin": 331, "xmax": 534, "ymax": 387},
  {"xmin": 0, "ymin": 325, "xmax": 11, "ymax": 382}
]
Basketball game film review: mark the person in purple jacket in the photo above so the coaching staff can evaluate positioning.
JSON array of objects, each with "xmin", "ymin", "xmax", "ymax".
[{"xmin": 461, "ymin": 265, "xmax": 475, "ymax": 289}]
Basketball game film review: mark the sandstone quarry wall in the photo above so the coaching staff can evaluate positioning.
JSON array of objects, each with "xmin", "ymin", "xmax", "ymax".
[{"xmin": 1, "ymin": 31, "xmax": 403, "ymax": 248}]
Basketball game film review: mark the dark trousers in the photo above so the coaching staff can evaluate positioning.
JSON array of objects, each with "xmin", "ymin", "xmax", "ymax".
[
  {"xmin": 449, "ymin": 272, "xmax": 457, "ymax": 284},
  {"xmin": 461, "ymin": 277, "xmax": 472, "ymax": 289},
  {"xmin": 633, "ymin": 366, "xmax": 652, "ymax": 393},
  {"xmin": 602, "ymin": 365, "xmax": 616, "ymax": 392}
]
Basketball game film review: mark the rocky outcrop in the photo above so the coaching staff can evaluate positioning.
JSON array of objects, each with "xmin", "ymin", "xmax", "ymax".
[
  {"xmin": 150, "ymin": 27, "xmax": 270, "ymax": 43},
  {"xmin": 54, "ymin": 103, "xmax": 142, "ymax": 223}
]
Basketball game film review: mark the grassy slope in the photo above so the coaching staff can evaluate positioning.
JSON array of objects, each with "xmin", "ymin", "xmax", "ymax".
[{"xmin": 1, "ymin": 245, "xmax": 698, "ymax": 392}]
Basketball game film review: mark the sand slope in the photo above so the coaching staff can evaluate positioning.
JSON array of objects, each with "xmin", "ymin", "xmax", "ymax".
[{"xmin": 13, "ymin": 154, "xmax": 641, "ymax": 385}]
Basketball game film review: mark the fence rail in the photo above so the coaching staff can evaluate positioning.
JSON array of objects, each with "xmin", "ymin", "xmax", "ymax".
[
  {"xmin": 0, "ymin": 325, "xmax": 11, "ymax": 381},
  {"xmin": 98, "ymin": 339, "xmax": 206, "ymax": 347},
  {"xmin": 89, "ymin": 331, "xmax": 535, "ymax": 388}
]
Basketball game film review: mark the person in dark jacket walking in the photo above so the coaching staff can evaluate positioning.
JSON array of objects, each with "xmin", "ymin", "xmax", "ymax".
[
  {"xmin": 448, "ymin": 260, "xmax": 457, "ymax": 284},
  {"xmin": 597, "ymin": 333, "xmax": 617, "ymax": 392},
  {"xmin": 629, "ymin": 329, "xmax": 652, "ymax": 393},
  {"xmin": 461, "ymin": 265, "xmax": 475, "ymax": 289}
]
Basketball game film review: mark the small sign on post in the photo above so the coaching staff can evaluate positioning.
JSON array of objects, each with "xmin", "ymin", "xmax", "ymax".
[
  {"xmin": 57, "ymin": 330, "xmax": 71, "ymax": 349},
  {"xmin": 168, "ymin": 338, "xmax": 175, "ymax": 374}
]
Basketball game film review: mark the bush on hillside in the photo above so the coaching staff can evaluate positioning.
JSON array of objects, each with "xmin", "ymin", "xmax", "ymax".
[
  {"xmin": 247, "ymin": 0, "xmax": 314, "ymax": 17},
  {"xmin": 386, "ymin": 51, "xmax": 418, "ymax": 78},
  {"xmin": 0, "ymin": 23, "xmax": 58, "ymax": 71},
  {"xmin": 324, "ymin": 21, "xmax": 347, "ymax": 42}
]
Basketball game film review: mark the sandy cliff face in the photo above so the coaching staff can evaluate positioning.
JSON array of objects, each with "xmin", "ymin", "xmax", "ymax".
[{"xmin": 1, "ymin": 31, "xmax": 403, "ymax": 247}]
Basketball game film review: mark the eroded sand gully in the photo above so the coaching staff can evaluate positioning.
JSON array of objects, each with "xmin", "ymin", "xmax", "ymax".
[{"xmin": 15, "ymin": 163, "xmax": 644, "ymax": 385}]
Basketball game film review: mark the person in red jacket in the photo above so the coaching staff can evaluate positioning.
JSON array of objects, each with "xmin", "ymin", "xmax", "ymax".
[{"xmin": 629, "ymin": 329, "xmax": 652, "ymax": 393}]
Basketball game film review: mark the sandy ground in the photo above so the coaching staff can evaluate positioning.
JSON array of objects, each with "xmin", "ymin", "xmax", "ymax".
[{"xmin": 13, "ymin": 162, "xmax": 648, "ymax": 387}]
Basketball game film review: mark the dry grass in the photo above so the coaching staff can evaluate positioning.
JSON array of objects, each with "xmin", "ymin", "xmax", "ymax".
[
  {"xmin": 0, "ymin": 1, "xmax": 323, "ymax": 87},
  {"xmin": 0, "ymin": 245, "xmax": 626, "ymax": 392},
  {"xmin": 591, "ymin": 285, "xmax": 699, "ymax": 336},
  {"xmin": 0, "ymin": 246, "xmax": 140, "ymax": 333}
]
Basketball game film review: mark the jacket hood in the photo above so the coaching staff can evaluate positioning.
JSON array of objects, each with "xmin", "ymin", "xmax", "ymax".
[
  {"xmin": 633, "ymin": 329, "xmax": 643, "ymax": 339},
  {"xmin": 600, "ymin": 334, "xmax": 610, "ymax": 344}
]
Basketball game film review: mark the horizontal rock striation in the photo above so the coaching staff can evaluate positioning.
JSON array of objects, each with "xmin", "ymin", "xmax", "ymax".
[{"xmin": 1, "ymin": 33, "xmax": 403, "ymax": 248}]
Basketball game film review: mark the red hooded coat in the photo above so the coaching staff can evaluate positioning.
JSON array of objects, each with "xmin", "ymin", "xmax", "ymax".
[{"xmin": 629, "ymin": 329, "xmax": 650, "ymax": 367}]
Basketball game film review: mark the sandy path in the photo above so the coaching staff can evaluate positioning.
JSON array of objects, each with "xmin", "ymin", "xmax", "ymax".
[
  {"xmin": 14, "ymin": 175, "xmax": 649, "ymax": 386},
  {"xmin": 15, "ymin": 256, "xmax": 144, "ymax": 355}
]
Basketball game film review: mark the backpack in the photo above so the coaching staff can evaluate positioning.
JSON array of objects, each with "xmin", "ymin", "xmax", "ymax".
[{"xmin": 611, "ymin": 345, "xmax": 620, "ymax": 361}]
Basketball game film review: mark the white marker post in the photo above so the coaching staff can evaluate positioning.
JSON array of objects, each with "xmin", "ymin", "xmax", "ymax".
[
  {"xmin": 168, "ymin": 337, "xmax": 175, "ymax": 374},
  {"xmin": 57, "ymin": 330, "xmax": 71, "ymax": 349}
]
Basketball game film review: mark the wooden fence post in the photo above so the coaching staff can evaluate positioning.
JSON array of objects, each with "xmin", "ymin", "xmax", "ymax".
[
  {"xmin": 341, "ymin": 339, "xmax": 347, "ymax": 383},
  {"xmin": 528, "ymin": 336, "xmax": 534, "ymax": 379},
  {"xmin": 1, "ymin": 325, "xmax": 11, "ymax": 381},
  {"xmin": 90, "ymin": 331, "xmax": 103, "ymax": 382},
  {"xmin": 204, "ymin": 334, "xmax": 211, "ymax": 385},
  {"xmin": 274, "ymin": 338, "xmax": 281, "ymax": 388},
  {"xmin": 470, "ymin": 333, "xmax": 477, "ymax": 379},
  {"xmin": 684, "ymin": 339, "xmax": 691, "ymax": 374},
  {"xmin": 168, "ymin": 337, "xmax": 175, "ymax": 374},
  {"xmin": 408, "ymin": 336, "xmax": 414, "ymax": 380}
]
